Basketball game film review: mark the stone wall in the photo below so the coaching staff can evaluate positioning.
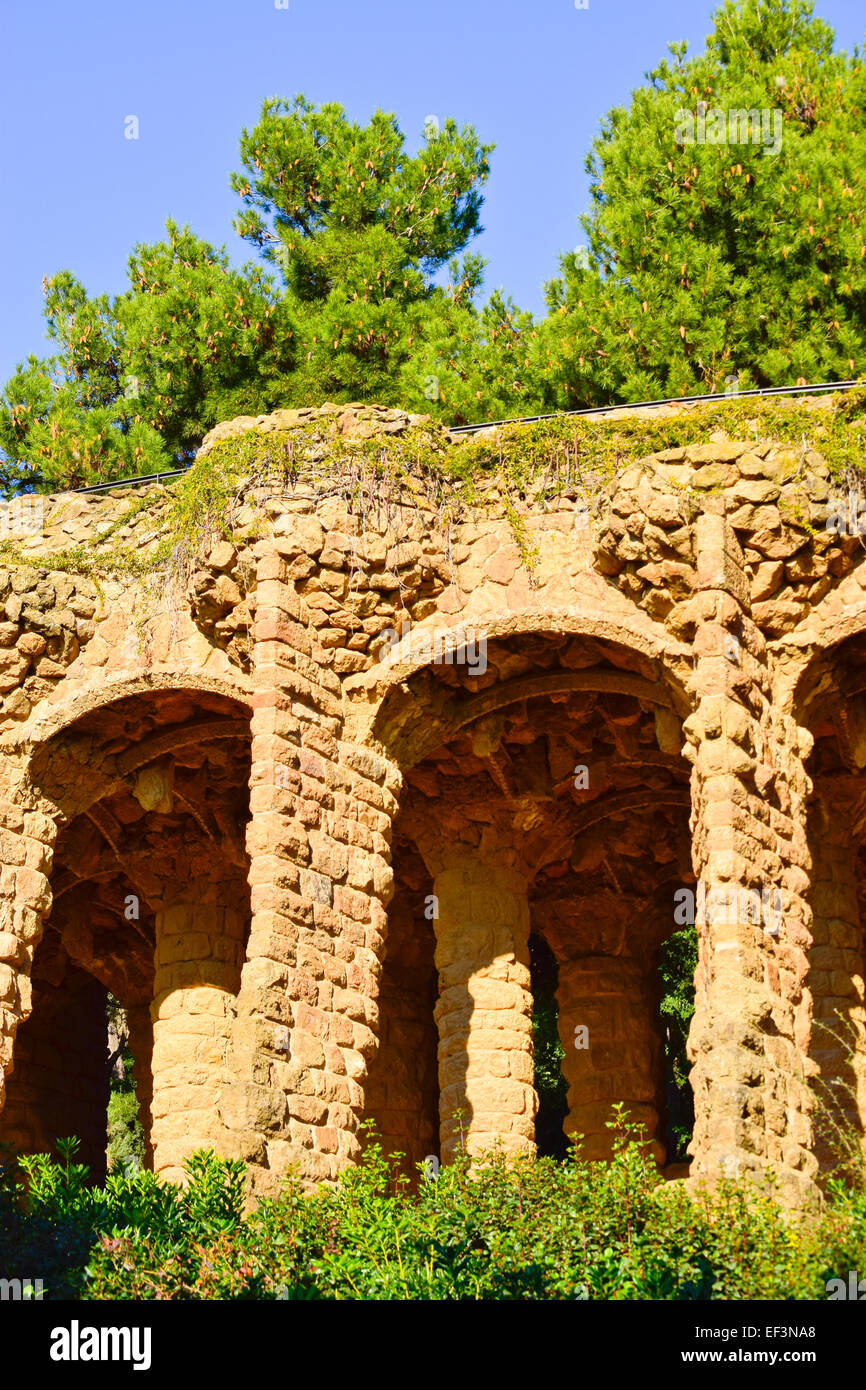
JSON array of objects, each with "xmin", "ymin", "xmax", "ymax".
[
  {"xmin": 0, "ymin": 395, "xmax": 864, "ymax": 1203},
  {"xmin": 1, "ymin": 930, "xmax": 108, "ymax": 1178}
]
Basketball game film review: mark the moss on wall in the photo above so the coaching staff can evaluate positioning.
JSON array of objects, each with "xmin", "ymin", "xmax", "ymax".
[{"xmin": 2, "ymin": 389, "xmax": 864, "ymax": 582}]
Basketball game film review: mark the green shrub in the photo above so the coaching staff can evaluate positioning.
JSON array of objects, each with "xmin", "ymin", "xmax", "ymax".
[
  {"xmin": 106, "ymin": 996, "xmax": 146, "ymax": 1175},
  {"xmin": 2, "ymin": 1111, "xmax": 864, "ymax": 1301}
]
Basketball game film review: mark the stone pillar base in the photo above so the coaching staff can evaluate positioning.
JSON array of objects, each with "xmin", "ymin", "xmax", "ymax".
[
  {"xmin": 150, "ymin": 886, "xmax": 246, "ymax": 1182},
  {"xmin": 433, "ymin": 855, "xmax": 536, "ymax": 1162}
]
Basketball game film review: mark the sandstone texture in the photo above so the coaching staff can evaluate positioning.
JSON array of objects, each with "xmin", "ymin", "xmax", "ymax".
[{"xmin": 0, "ymin": 396, "xmax": 864, "ymax": 1204}]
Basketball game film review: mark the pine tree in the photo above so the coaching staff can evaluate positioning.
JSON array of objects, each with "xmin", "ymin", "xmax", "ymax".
[
  {"xmin": 230, "ymin": 95, "xmax": 493, "ymax": 408},
  {"xmin": 536, "ymin": 0, "xmax": 866, "ymax": 406},
  {"xmin": 396, "ymin": 258, "xmax": 544, "ymax": 425},
  {"xmin": 5, "ymin": 3, "xmax": 862, "ymax": 493},
  {"xmin": 0, "ymin": 100, "xmax": 494, "ymax": 491},
  {"xmin": 0, "ymin": 223, "xmax": 293, "ymax": 492}
]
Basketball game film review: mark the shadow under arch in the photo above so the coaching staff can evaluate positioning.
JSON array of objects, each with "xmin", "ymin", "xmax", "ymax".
[
  {"xmin": 365, "ymin": 617, "xmax": 693, "ymax": 770},
  {"xmin": 362, "ymin": 839, "xmax": 439, "ymax": 1178},
  {"xmin": 366, "ymin": 622, "xmax": 697, "ymax": 1169},
  {"xmin": 1, "ymin": 681, "xmax": 255, "ymax": 1180},
  {"xmin": 20, "ymin": 668, "xmax": 253, "ymax": 750},
  {"xmin": 793, "ymin": 630, "xmax": 866, "ymax": 1177}
]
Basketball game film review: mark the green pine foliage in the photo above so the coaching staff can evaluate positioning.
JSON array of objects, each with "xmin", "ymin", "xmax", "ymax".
[
  {"xmin": 0, "ymin": 225, "xmax": 294, "ymax": 494},
  {"xmin": 399, "ymin": 281, "xmax": 544, "ymax": 424},
  {"xmin": 105, "ymin": 993, "xmax": 145, "ymax": 1175},
  {"xmin": 537, "ymin": 0, "xmax": 866, "ymax": 405},
  {"xmin": 106, "ymin": 1053, "xmax": 145, "ymax": 1177},
  {"xmin": 2, "ymin": 1, "xmax": 864, "ymax": 493},
  {"xmin": 231, "ymin": 96, "xmax": 493, "ymax": 411}
]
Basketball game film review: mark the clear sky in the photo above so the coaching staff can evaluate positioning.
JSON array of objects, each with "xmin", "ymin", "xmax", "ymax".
[{"xmin": 1, "ymin": 0, "xmax": 863, "ymax": 386}]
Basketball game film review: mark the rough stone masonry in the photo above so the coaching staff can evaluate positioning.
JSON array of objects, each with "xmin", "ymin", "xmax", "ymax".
[{"xmin": 0, "ymin": 394, "xmax": 864, "ymax": 1206}]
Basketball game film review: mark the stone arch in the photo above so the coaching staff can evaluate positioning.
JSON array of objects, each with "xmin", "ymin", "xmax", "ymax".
[
  {"xmin": 21, "ymin": 669, "xmax": 253, "ymax": 746},
  {"xmin": 351, "ymin": 610, "xmax": 692, "ymax": 756},
  {"xmin": 358, "ymin": 620, "xmax": 697, "ymax": 1169},
  {"xmin": 0, "ymin": 680, "xmax": 254, "ymax": 1182},
  {"xmin": 791, "ymin": 628, "xmax": 866, "ymax": 1176},
  {"xmin": 774, "ymin": 566, "xmax": 866, "ymax": 714},
  {"xmin": 348, "ymin": 608, "xmax": 691, "ymax": 729}
]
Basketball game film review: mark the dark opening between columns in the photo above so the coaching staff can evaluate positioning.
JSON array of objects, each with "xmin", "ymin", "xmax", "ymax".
[
  {"xmin": 529, "ymin": 932, "xmax": 569, "ymax": 1159},
  {"xmin": 106, "ymin": 994, "xmax": 146, "ymax": 1174},
  {"xmin": 658, "ymin": 924, "xmax": 697, "ymax": 1166}
]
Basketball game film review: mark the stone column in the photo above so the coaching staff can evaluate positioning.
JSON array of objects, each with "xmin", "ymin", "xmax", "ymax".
[
  {"xmin": 556, "ymin": 954, "xmax": 664, "ymax": 1163},
  {"xmin": 225, "ymin": 539, "xmax": 397, "ymax": 1195},
  {"xmin": 0, "ymin": 785, "xmax": 56, "ymax": 1129},
  {"xmin": 150, "ymin": 877, "xmax": 246, "ymax": 1182},
  {"xmin": 432, "ymin": 851, "xmax": 536, "ymax": 1162},
  {"xmin": 684, "ymin": 502, "xmax": 816, "ymax": 1200}
]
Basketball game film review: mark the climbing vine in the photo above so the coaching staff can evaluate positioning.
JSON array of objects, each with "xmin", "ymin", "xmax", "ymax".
[{"xmin": 1, "ymin": 388, "xmax": 864, "ymax": 585}]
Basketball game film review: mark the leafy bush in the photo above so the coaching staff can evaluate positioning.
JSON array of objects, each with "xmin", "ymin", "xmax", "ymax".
[
  {"xmin": 2, "ymin": 1113, "xmax": 864, "ymax": 1301},
  {"xmin": 107, "ymin": 1085, "xmax": 144, "ymax": 1174},
  {"xmin": 106, "ymin": 1047, "xmax": 146, "ymax": 1177}
]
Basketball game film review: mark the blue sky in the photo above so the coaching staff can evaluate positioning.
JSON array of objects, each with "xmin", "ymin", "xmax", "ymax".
[{"xmin": 1, "ymin": 0, "xmax": 863, "ymax": 385}]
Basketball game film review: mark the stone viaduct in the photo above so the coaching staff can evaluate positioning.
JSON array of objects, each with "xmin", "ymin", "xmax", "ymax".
[{"xmin": 0, "ymin": 395, "xmax": 864, "ymax": 1205}]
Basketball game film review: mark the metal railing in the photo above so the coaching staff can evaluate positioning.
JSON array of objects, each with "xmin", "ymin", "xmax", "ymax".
[
  {"xmin": 447, "ymin": 377, "xmax": 863, "ymax": 434},
  {"xmin": 64, "ymin": 378, "xmax": 863, "ymax": 495}
]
